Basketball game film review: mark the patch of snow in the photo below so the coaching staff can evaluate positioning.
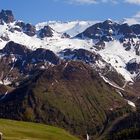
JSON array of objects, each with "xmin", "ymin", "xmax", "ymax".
[
  {"xmin": 64, "ymin": 62, "xmax": 68, "ymax": 68},
  {"xmin": 3, "ymin": 79, "xmax": 11, "ymax": 85},
  {"xmin": 96, "ymin": 60, "xmax": 106, "ymax": 69},
  {"xmin": 0, "ymin": 79, "xmax": 11, "ymax": 85},
  {"xmin": 0, "ymin": 91, "xmax": 8, "ymax": 100},
  {"xmin": 87, "ymin": 134, "xmax": 90, "ymax": 140},
  {"xmin": 40, "ymin": 65, "xmax": 45, "ymax": 69},
  {"xmin": 22, "ymin": 60, "xmax": 26, "ymax": 66},
  {"xmin": 0, "ymin": 81, "xmax": 3, "ymax": 85},
  {"xmin": 117, "ymin": 91, "xmax": 123, "ymax": 97},
  {"xmin": 125, "ymin": 99, "xmax": 136, "ymax": 108},
  {"xmin": 100, "ymin": 74, "xmax": 124, "ymax": 91}
]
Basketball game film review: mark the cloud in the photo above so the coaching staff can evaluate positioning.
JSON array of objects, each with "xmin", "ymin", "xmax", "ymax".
[
  {"xmin": 67, "ymin": 0, "xmax": 97, "ymax": 4},
  {"xmin": 123, "ymin": 11, "xmax": 140, "ymax": 25},
  {"xmin": 125, "ymin": 0, "xmax": 140, "ymax": 5},
  {"xmin": 55, "ymin": 0, "xmax": 140, "ymax": 5},
  {"xmin": 62, "ymin": 0, "xmax": 118, "ymax": 4},
  {"xmin": 134, "ymin": 11, "xmax": 140, "ymax": 18}
]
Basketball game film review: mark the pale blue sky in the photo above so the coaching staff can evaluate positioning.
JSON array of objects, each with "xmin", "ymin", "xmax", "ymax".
[{"xmin": 0, "ymin": 0, "xmax": 140, "ymax": 24}]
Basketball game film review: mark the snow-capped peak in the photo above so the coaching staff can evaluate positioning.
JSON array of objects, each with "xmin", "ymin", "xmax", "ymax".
[{"xmin": 0, "ymin": 9, "xmax": 140, "ymax": 82}]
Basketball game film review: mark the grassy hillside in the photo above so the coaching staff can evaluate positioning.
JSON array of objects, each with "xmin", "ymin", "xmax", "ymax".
[
  {"xmin": 0, "ymin": 61, "xmax": 131, "ymax": 139},
  {"xmin": 0, "ymin": 119, "xmax": 79, "ymax": 140}
]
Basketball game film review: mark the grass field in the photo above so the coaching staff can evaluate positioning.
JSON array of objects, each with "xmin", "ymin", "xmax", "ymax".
[{"xmin": 0, "ymin": 119, "xmax": 79, "ymax": 140}]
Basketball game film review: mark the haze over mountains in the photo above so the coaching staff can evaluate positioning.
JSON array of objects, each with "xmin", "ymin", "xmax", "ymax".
[{"xmin": 0, "ymin": 9, "xmax": 140, "ymax": 140}]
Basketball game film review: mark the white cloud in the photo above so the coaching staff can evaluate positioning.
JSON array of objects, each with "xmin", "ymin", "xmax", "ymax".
[
  {"xmin": 134, "ymin": 11, "xmax": 140, "ymax": 18},
  {"xmin": 125, "ymin": 0, "xmax": 140, "ymax": 5},
  {"xmin": 68, "ymin": 0, "xmax": 97, "ymax": 4},
  {"xmin": 101, "ymin": 0, "xmax": 118, "ymax": 3},
  {"xmin": 62, "ymin": 0, "xmax": 118, "ymax": 4},
  {"xmin": 123, "ymin": 11, "xmax": 140, "ymax": 25},
  {"xmin": 55, "ymin": 0, "xmax": 140, "ymax": 5}
]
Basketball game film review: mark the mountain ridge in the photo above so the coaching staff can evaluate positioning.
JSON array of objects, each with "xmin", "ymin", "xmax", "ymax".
[{"xmin": 0, "ymin": 9, "xmax": 140, "ymax": 140}]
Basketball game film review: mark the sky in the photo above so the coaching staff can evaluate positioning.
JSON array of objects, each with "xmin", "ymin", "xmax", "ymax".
[{"xmin": 0, "ymin": 0, "xmax": 140, "ymax": 24}]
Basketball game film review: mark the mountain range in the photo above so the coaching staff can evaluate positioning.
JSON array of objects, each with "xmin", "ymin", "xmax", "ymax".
[{"xmin": 0, "ymin": 9, "xmax": 140, "ymax": 140}]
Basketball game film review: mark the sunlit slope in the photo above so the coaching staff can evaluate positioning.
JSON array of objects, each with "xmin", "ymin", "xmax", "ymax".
[{"xmin": 0, "ymin": 119, "xmax": 79, "ymax": 140}]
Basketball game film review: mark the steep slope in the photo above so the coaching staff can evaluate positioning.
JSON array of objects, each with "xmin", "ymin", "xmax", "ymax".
[
  {"xmin": 0, "ymin": 61, "xmax": 131, "ymax": 139},
  {"xmin": 76, "ymin": 20, "xmax": 140, "ymax": 82},
  {"xmin": 0, "ymin": 41, "xmax": 126, "ymax": 88}
]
